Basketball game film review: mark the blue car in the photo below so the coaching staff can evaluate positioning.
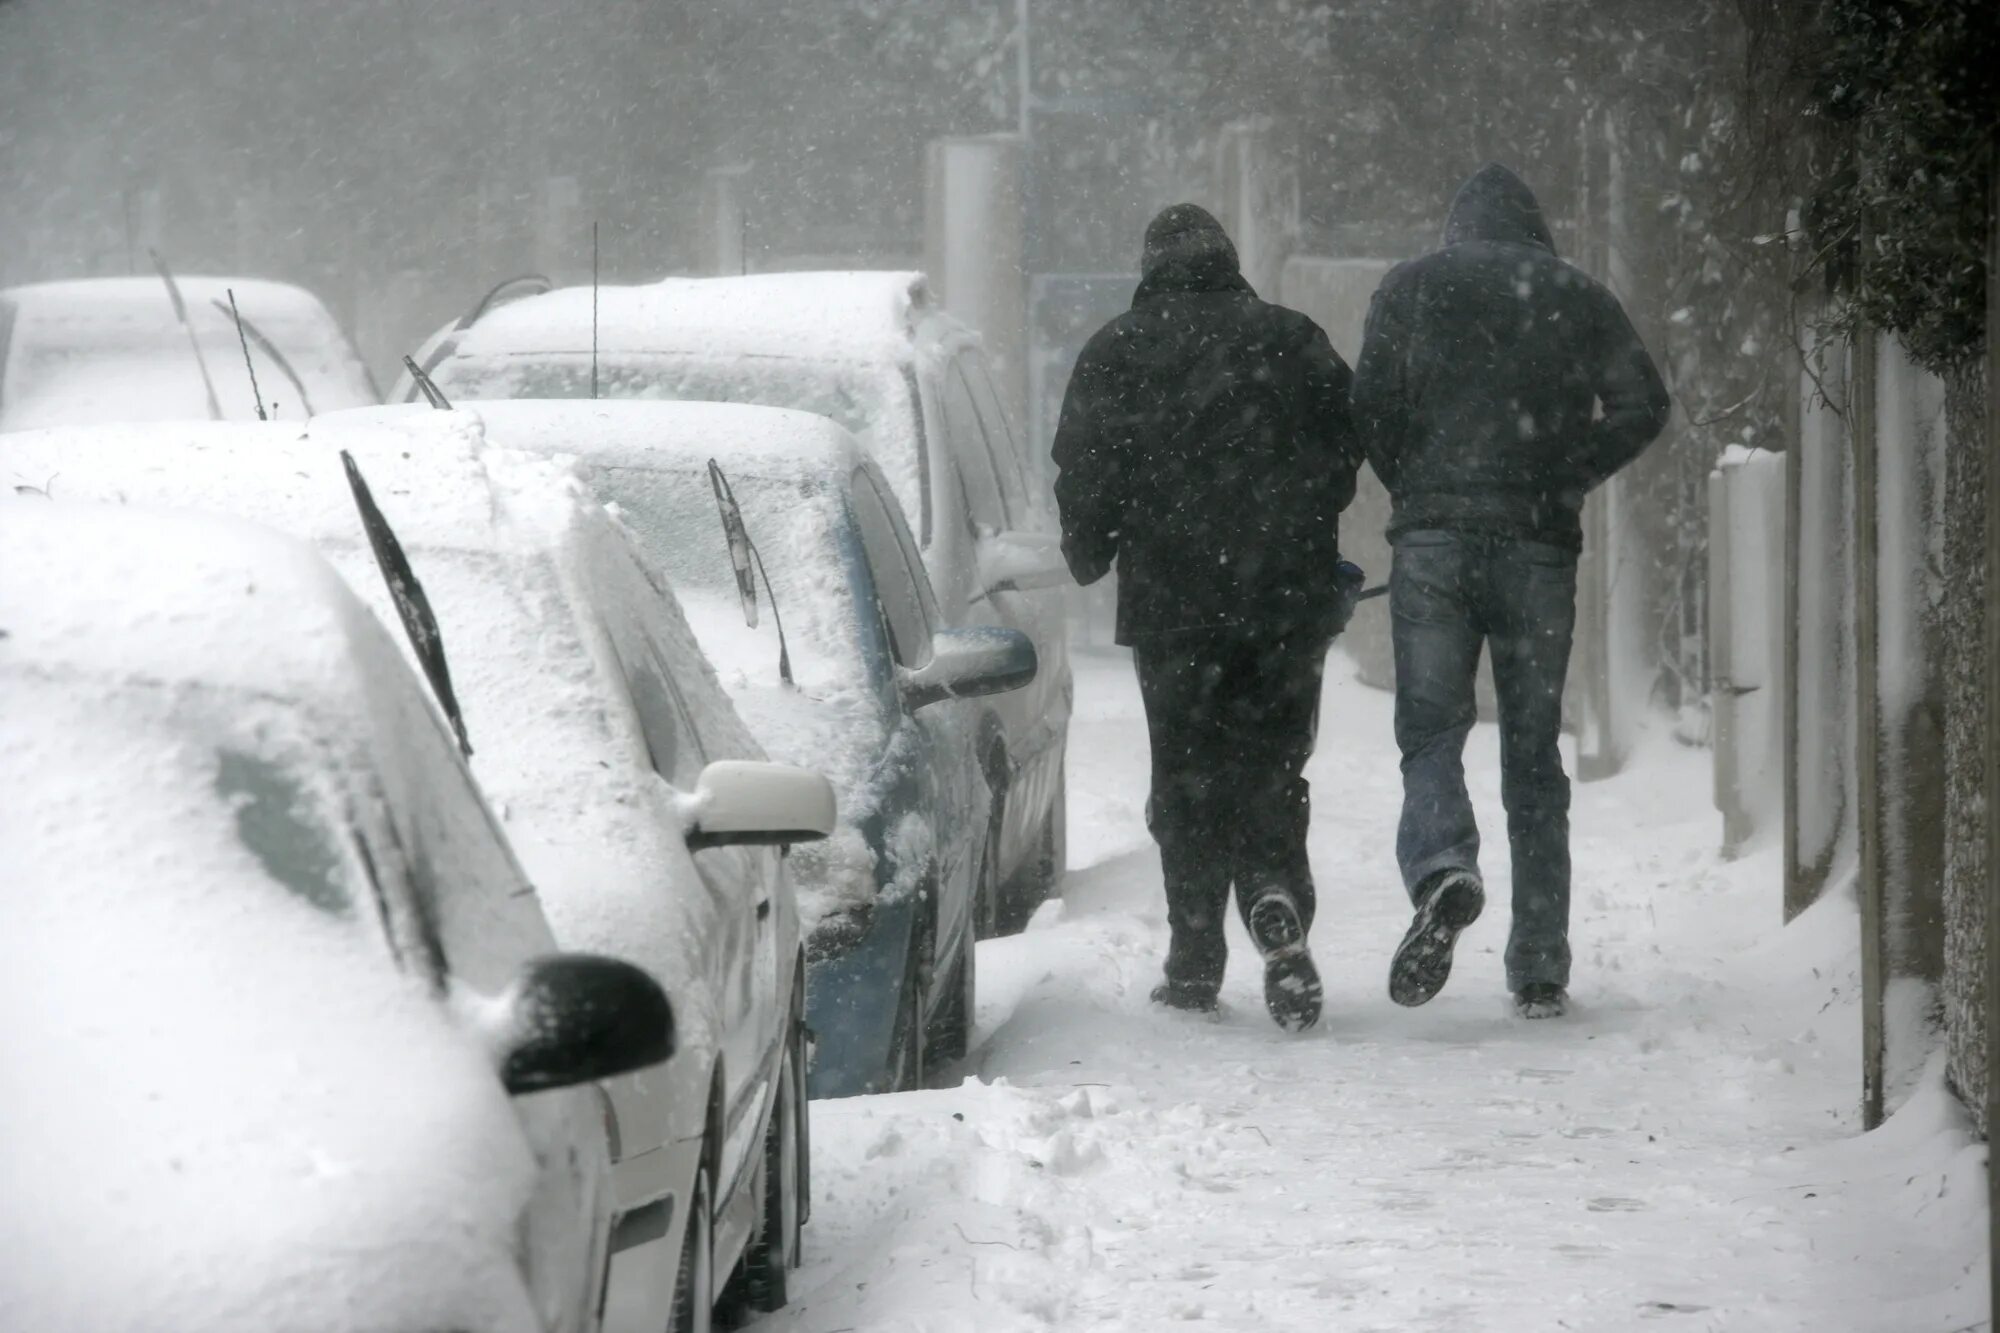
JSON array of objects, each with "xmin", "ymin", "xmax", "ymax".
[{"xmin": 379, "ymin": 398, "xmax": 1038, "ymax": 1098}]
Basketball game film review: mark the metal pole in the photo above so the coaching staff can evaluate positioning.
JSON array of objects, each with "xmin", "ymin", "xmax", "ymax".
[
  {"xmin": 1852, "ymin": 324, "xmax": 1885, "ymax": 1131},
  {"xmin": 1981, "ymin": 139, "xmax": 1999, "ymax": 1327}
]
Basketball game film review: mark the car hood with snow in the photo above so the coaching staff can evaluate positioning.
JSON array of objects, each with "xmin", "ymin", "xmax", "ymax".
[{"xmin": 324, "ymin": 399, "xmax": 896, "ymax": 940}]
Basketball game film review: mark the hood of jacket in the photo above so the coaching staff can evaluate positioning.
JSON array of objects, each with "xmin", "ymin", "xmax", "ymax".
[
  {"xmin": 1442, "ymin": 164, "xmax": 1557, "ymax": 253},
  {"xmin": 1134, "ymin": 203, "xmax": 1250, "ymax": 302}
]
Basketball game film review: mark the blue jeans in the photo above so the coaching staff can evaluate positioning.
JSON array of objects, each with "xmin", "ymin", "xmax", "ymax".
[{"xmin": 1390, "ymin": 530, "xmax": 1576, "ymax": 991}]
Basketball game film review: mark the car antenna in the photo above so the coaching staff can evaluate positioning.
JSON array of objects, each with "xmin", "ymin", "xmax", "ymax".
[
  {"xmin": 707, "ymin": 459, "xmax": 793, "ymax": 688},
  {"xmin": 148, "ymin": 250, "xmax": 224, "ymax": 420},
  {"xmin": 340, "ymin": 450, "xmax": 473, "ymax": 755},
  {"xmin": 214, "ymin": 297, "xmax": 315, "ymax": 417},
  {"xmin": 223, "ymin": 288, "xmax": 267, "ymax": 420},
  {"xmin": 591, "ymin": 220, "xmax": 601, "ymax": 400},
  {"xmin": 401, "ymin": 354, "xmax": 453, "ymax": 410}
]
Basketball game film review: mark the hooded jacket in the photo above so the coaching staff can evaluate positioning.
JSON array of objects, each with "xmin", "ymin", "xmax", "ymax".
[
  {"xmin": 1052, "ymin": 204, "xmax": 1363, "ymax": 643},
  {"xmin": 1352, "ymin": 164, "xmax": 1671, "ymax": 550}
]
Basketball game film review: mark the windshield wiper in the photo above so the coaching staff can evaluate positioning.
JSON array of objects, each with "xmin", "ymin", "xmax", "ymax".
[
  {"xmin": 149, "ymin": 251, "xmax": 223, "ymax": 420},
  {"xmin": 707, "ymin": 459, "xmax": 793, "ymax": 688},
  {"xmin": 340, "ymin": 450, "xmax": 473, "ymax": 755}
]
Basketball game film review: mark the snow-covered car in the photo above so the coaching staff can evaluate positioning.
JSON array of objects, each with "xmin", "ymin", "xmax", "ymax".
[
  {"xmin": 0, "ymin": 418, "xmax": 837, "ymax": 1332},
  {"xmin": 419, "ymin": 271, "xmax": 1072, "ymax": 935},
  {"xmin": 0, "ymin": 275, "xmax": 378, "ymax": 431},
  {"xmin": 337, "ymin": 398, "xmax": 1040, "ymax": 1098},
  {"xmin": 0, "ymin": 497, "xmax": 675, "ymax": 1333}
]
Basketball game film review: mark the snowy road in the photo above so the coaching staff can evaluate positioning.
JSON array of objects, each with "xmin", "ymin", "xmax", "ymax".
[{"xmin": 752, "ymin": 649, "xmax": 1986, "ymax": 1333}]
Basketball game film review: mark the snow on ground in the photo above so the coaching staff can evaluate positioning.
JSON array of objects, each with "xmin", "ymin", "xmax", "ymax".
[{"xmin": 754, "ymin": 648, "xmax": 1989, "ymax": 1333}]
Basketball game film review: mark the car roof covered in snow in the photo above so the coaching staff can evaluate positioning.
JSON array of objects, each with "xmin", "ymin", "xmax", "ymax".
[
  {"xmin": 4, "ymin": 275, "xmax": 348, "ymax": 328},
  {"xmin": 328, "ymin": 397, "xmax": 868, "ymax": 485},
  {"xmin": 452, "ymin": 270, "xmax": 937, "ymax": 366}
]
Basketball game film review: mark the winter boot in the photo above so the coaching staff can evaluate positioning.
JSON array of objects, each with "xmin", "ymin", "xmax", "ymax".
[
  {"xmin": 1389, "ymin": 869, "xmax": 1485, "ymax": 1007},
  {"xmin": 1150, "ymin": 979, "xmax": 1220, "ymax": 1014},
  {"xmin": 1245, "ymin": 889, "xmax": 1322, "ymax": 1032},
  {"xmin": 1513, "ymin": 982, "xmax": 1568, "ymax": 1019}
]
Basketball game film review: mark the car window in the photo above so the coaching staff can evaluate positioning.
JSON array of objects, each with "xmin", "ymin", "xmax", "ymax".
[
  {"xmin": 377, "ymin": 695, "xmax": 555, "ymax": 995},
  {"xmin": 941, "ymin": 360, "xmax": 1011, "ymax": 531},
  {"xmin": 593, "ymin": 541, "xmax": 711, "ymax": 789},
  {"xmin": 214, "ymin": 746, "xmax": 353, "ymax": 918},
  {"xmin": 848, "ymin": 470, "xmax": 936, "ymax": 668},
  {"xmin": 957, "ymin": 353, "xmax": 1033, "ymax": 518}
]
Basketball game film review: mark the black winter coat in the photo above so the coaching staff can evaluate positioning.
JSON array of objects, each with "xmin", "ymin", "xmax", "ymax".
[
  {"xmin": 1052, "ymin": 231, "xmax": 1362, "ymax": 644},
  {"xmin": 1352, "ymin": 164, "xmax": 1672, "ymax": 551}
]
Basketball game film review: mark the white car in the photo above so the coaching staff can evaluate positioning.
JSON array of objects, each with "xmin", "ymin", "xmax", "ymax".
[
  {"xmin": 0, "ymin": 417, "xmax": 836, "ymax": 1332},
  {"xmin": 0, "ymin": 275, "xmax": 378, "ymax": 431},
  {"xmin": 327, "ymin": 399, "xmax": 1040, "ymax": 1098},
  {"xmin": 0, "ymin": 498, "xmax": 674, "ymax": 1333},
  {"xmin": 419, "ymin": 270, "xmax": 1073, "ymax": 934}
]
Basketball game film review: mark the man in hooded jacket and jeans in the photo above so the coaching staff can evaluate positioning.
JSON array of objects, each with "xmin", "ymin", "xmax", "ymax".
[
  {"xmin": 1053, "ymin": 204, "xmax": 1364, "ymax": 1032},
  {"xmin": 1353, "ymin": 164, "xmax": 1671, "ymax": 1019}
]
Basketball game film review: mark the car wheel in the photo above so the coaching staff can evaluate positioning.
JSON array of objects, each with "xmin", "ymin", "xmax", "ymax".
[
  {"xmin": 972, "ymin": 793, "xmax": 1004, "ymax": 941},
  {"xmin": 745, "ymin": 1023, "xmax": 806, "ymax": 1311},
  {"xmin": 885, "ymin": 934, "xmax": 926, "ymax": 1093},
  {"xmin": 996, "ymin": 777, "xmax": 1063, "ymax": 936},
  {"xmin": 666, "ymin": 1162, "xmax": 714, "ymax": 1333},
  {"xmin": 925, "ymin": 916, "xmax": 976, "ymax": 1066}
]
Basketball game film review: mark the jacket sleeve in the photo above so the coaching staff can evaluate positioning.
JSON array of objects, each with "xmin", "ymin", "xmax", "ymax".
[
  {"xmin": 1350, "ymin": 278, "xmax": 1414, "ymax": 494},
  {"xmin": 1300, "ymin": 322, "xmax": 1362, "ymax": 534},
  {"xmin": 1051, "ymin": 341, "xmax": 1123, "ymax": 586},
  {"xmin": 1578, "ymin": 296, "xmax": 1673, "ymax": 490}
]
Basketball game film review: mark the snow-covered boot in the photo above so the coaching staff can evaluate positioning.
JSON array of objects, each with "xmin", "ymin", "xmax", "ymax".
[
  {"xmin": 1246, "ymin": 890, "xmax": 1322, "ymax": 1032},
  {"xmin": 1513, "ymin": 982, "xmax": 1567, "ymax": 1019},
  {"xmin": 1150, "ymin": 979, "xmax": 1219, "ymax": 1014},
  {"xmin": 1389, "ymin": 869, "xmax": 1485, "ymax": 1007}
]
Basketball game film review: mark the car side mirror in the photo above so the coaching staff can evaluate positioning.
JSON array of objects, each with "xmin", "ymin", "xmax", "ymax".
[
  {"xmin": 497, "ymin": 954, "xmax": 676, "ymax": 1095},
  {"xmin": 974, "ymin": 529, "xmax": 1072, "ymax": 602},
  {"xmin": 684, "ymin": 759, "xmax": 838, "ymax": 851},
  {"xmin": 897, "ymin": 626, "xmax": 1038, "ymax": 711}
]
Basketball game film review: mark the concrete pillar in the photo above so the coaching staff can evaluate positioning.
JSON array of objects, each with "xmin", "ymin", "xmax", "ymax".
[
  {"xmin": 925, "ymin": 134, "xmax": 1028, "ymax": 434},
  {"xmin": 1209, "ymin": 118, "xmax": 1297, "ymax": 304},
  {"xmin": 701, "ymin": 164, "xmax": 752, "ymax": 277}
]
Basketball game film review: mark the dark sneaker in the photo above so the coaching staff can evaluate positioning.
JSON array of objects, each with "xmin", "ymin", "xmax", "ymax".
[
  {"xmin": 1513, "ymin": 982, "xmax": 1568, "ymax": 1019},
  {"xmin": 1150, "ymin": 979, "xmax": 1219, "ymax": 1014},
  {"xmin": 1388, "ymin": 870, "xmax": 1485, "ymax": 1008},
  {"xmin": 1246, "ymin": 891, "xmax": 1322, "ymax": 1033}
]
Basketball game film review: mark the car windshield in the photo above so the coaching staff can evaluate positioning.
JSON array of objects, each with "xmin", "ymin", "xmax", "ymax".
[
  {"xmin": 442, "ymin": 349, "xmax": 928, "ymax": 528},
  {"xmin": 588, "ymin": 462, "xmax": 872, "ymax": 698},
  {"xmin": 323, "ymin": 543, "xmax": 626, "ymax": 835}
]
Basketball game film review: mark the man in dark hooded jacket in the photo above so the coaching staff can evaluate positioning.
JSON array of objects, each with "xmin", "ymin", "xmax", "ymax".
[
  {"xmin": 1053, "ymin": 203, "xmax": 1364, "ymax": 1032},
  {"xmin": 1353, "ymin": 164, "xmax": 1671, "ymax": 1020}
]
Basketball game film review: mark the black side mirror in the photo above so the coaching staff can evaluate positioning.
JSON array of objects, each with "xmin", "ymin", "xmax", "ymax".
[{"xmin": 499, "ymin": 954, "xmax": 676, "ymax": 1095}]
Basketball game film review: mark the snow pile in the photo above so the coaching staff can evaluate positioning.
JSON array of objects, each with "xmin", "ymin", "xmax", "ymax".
[
  {"xmin": 0, "ymin": 501, "xmax": 541, "ymax": 1333},
  {"xmin": 750, "ymin": 651, "xmax": 1988, "ymax": 1333}
]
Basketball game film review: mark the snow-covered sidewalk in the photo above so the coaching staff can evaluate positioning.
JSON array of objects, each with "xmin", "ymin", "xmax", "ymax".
[{"xmin": 752, "ymin": 649, "xmax": 1987, "ymax": 1333}]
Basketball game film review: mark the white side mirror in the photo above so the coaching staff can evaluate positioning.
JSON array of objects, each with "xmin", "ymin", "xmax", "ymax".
[
  {"xmin": 974, "ymin": 529, "xmax": 1072, "ymax": 601},
  {"xmin": 684, "ymin": 760, "xmax": 838, "ymax": 852}
]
